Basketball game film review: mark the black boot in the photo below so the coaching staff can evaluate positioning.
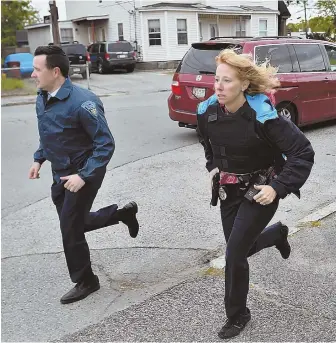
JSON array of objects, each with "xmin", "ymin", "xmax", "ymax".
[
  {"xmin": 218, "ymin": 308, "xmax": 251, "ymax": 339},
  {"xmin": 117, "ymin": 202, "xmax": 139, "ymax": 238},
  {"xmin": 275, "ymin": 224, "xmax": 291, "ymax": 259},
  {"xmin": 60, "ymin": 275, "xmax": 100, "ymax": 304}
]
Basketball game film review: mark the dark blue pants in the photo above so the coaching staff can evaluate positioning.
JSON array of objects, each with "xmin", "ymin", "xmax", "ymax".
[
  {"xmin": 220, "ymin": 184, "xmax": 282, "ymax": 319},
  {"xmin": 51, "ymin": 181, "xmax": 119, "ymax": 283}
]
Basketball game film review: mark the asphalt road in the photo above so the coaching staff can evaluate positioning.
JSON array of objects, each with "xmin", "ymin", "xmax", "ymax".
[
  {"xmin": 1, "ymin": 71, "xmax": 197, "ymax": 217},
  {"xmin": 1, "ymin": 72, "xmax": 336, "ymax": 342}
]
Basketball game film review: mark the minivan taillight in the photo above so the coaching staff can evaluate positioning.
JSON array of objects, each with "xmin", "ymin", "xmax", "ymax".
[
  {"xmin": 171, "ymin": 80, "xmax": 182, "ymax": 96},
  {"xmin": 105, "ymin": 53, "xmax": 110, "ymax": 61},
  {"xmin": 86, "ymin": 52, "xmax": 91, "ymax": 62},
  {"xmin": 133, "ymin": 51, "xmax": 137, "ymax": 59}
]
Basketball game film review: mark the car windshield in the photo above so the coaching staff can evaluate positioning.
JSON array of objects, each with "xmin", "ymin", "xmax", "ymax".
[
  {"xmin": 62, "ymin": 45, "xmax": 87, "ymax": 55},
  {"xmin": 108, "ymin": 42, "xmax": 133, "ymax": 52},
  {"xmin": 177, "ymin": 43, "xmax": 241, "ymax": 74}
]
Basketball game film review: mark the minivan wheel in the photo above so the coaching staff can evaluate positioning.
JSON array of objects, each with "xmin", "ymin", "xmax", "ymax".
[{"xmin": 277, "ymin": 104, "xmax": 297, "ymax": 124}]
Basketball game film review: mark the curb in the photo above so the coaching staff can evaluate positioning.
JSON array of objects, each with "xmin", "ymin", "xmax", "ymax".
[
  {"xmin": 1, "ymin": 100, "xmax": 36, "ymax": 107},
  {"xmin": 209, "ymin": 201, "xmax": 336, "ymax": 269}
]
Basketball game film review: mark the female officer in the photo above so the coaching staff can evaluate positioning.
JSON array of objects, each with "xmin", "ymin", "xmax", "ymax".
[{"xmin": 196, "ymin": 49, "xmax": 314, "ymax": 339}]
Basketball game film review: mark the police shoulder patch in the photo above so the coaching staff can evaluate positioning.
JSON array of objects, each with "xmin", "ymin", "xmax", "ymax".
[{"xmin": 81, "ymin": 100, "xmax": 98, "ymax": 117}]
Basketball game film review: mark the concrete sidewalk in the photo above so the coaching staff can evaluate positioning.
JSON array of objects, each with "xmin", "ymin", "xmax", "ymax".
[{"xmin": 59, "ymin": 212, "xmax": 336, "ymax": 342}]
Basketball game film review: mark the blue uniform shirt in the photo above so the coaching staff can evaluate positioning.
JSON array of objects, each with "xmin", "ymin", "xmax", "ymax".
[{"xmin": 34, "ymin": 78, "xmax": 115, "ymax": 183}]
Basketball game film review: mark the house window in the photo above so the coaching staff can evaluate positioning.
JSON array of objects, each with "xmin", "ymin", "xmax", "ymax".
[
  {"xmin": 210, "ymin": 24, "xmax": 218, "ymax": 38},
  {"xmin": 148, "ymin": 19, "xmax": 161, "ymax": 46},
  {"xmin": 118, "ymin": 23, "xmax": 124, "ymax": 41},
  {"xmin": 60, "ymin": 28, "xmax": 73, "ymax": 43},
  {"xmin": 236, "ymin": 19, "xmax": 246, "ymax": 37},
  {"xmin": 259, "ymin": 19, "xmax": 268, "ymax": 36},
  {"xmin": 177, "ymin": 19, "xmax": 188, "ymax": 45}
]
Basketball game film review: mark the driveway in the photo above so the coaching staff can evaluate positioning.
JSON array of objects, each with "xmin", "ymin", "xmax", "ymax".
[{"xmin": 72, "ymin": 69, "xmax": 174, "ymax": 96}]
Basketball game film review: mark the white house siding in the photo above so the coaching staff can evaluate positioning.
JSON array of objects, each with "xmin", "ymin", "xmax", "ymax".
[
  {"xmin": 66, "ymin": 0, "xmax": 137, "ymax": 45},
  {"xmin": 73, "ymin": 24, "xmax": 90, "ymax": 45},
  {"xmin": 59, "ymin": 20, "xmax": 73, "ymax": 29},
  {"xmin": 138, "ymin": 0, "xmax": 198, "ymax": 6},
  {"xmin": 140, "ymin": 11, "xmax": 167, "ymax": 62},
  {"xmin": 27, "ymin": 26, "xmax": 52, "ymax": 53},
  {"xmin": 199, "ymin": 18, "xmax": 248, "ymax": 41},
  {"xmin": 106, "ymin": 4, "xmax": 135, "ymax": 42},
  {"xmin": 166, "ymin": 11, "xmax": 198, "ymax": 60},
  {"xmin": 64, "ymin": 0, "xmax": 281, "ymax": 62},
  {"xmin": 203, "ymin": 0, "xmax": 278, "ymax": 11},
  {"xmin": 251, "ymin": 13, "xmax": 277, "ymax": 36},
  {"xmin": 65, "ymin": 0, "xmax": 109, "ymax": 20}
]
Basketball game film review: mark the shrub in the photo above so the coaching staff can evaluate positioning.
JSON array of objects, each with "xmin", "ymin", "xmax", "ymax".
[{"xmin": 1, "ymin": 75, "xmax": 24, "ymax": 91}]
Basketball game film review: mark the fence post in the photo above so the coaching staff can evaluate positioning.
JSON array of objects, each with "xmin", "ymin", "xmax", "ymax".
[{"xmin": 86, "ymin": 62, "xmax": 91, "ymax": 90}]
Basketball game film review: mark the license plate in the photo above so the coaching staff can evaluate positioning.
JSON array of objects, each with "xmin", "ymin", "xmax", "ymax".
[
  {"xmin": 118, "ymin": 55, "xmax": 127, "ymax": 59},
  {"xmin": 192, "ymin": 87, "xmax": 206, "ymax": 98},
  {"xmin": 73, "ymin": 68, "xmax": 80, "ymax": 72}
]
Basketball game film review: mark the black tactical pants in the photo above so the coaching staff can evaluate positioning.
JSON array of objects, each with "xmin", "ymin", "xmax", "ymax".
[
  {"xmin": 51, "ymin": 181, "xmax": 119, "ymax": 283},
  {"xmin": 220, "ymin": 184, "xmax": 282, "ymax": 319}
]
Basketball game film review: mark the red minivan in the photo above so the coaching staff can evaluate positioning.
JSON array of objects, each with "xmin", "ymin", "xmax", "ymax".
[{"xmin": 168, "ymin": 36, "xmax": 336, "ymax": 128}]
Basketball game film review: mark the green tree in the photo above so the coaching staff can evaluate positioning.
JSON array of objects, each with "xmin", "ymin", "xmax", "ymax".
[
  {"xmin": 1, "ymin": 0, "xmax": 39, "ymax": 47},
  {"xmin": 288, "ymin": 16, "xmax": 336, "ymax": 39},
  {"xmin": 308, "ymin": 16, "xmax": 335, "ymax": 33},
  {"xmin": 287, "ymin": 22, "xmax": 304, "ymax": 32},
  {"xmin": 317, "ymin": 0, "xmax": 336, "ymax": 30},
  {"xmin": 316, "ymin": 0, "xmax": 336, "ymax": 17}
]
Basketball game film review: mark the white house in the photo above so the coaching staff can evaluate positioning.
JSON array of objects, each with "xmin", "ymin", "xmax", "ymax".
[
  {"xmin": 27, "ymin": 1, "xmax": 291, "ymax": 63},
  {"xmin": 25, "ymin": 20, "xmax": 74, "ymax": 54}
]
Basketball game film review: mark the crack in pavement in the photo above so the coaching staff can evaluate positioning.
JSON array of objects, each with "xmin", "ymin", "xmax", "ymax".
[
  {"xmin": 93, "ymin": 261, "xmax": 121, "ymax": 293},
  {"xmin": 1, "ymin": 246, "xmax": 214, "ymax": 261}
]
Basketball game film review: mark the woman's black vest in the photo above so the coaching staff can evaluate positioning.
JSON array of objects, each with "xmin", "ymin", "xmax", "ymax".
[{"xmin": 205, "ymin": 102, "xmax": 275, "ymax": 174}]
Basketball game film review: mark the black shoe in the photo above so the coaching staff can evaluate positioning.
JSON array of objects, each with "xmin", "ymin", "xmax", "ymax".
[
  {"xmin": 119, "ymin": 202, "xmax": 139, "ymax": 238},
  {"xmin": 60, "ymin": 275, "xmax": 100, "ymax": 304},
  {"xmin": 275, "ymin": 224, "xmax": 291, "ymax": 259},
  {"xmin": 218, "ymin": 309, "xmax": 251, "ymax": 339}
]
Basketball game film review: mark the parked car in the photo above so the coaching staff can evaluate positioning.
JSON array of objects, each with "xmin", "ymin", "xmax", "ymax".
[
  {"xmin": 88, "ymin": 41, "xmax": 136, "ymax": 73},
  {"xmin": 60, "ymin": 42, "xmax": 91, "ymax": 79},
  {"xmin": 168, "ymin": 36, "xmax": 336, "ymax": 128},
  {"xmin": 4, "ymin": 53, "xmax": 33, "ymax": 78}
]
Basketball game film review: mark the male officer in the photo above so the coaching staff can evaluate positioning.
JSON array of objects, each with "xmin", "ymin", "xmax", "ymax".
[{"xmin": 28, "ymin": 45, "xmax": 140, "ymax": 304}]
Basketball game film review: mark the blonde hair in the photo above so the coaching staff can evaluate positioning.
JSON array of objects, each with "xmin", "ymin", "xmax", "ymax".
[{"xmin": 215, "ymin": 49, "xmax": 280, "ymax": 95}]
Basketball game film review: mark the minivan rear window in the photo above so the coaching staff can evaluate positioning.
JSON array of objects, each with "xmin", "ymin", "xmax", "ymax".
[
  {"xmin": 108, "ymin": 42, "xmax": 133, "ymax": 52},
  {"xmin": 62, "ymin": 44, "xmax": 87, "ymax": 55},
  {"xmin": 177, "ymin": 43, "xmax": 239, "ymax": 74}
]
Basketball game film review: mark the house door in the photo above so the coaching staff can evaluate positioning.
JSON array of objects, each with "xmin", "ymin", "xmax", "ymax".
[{"xmin": 199, "ymin": 22, "xmax": 203, "ymax": 41}]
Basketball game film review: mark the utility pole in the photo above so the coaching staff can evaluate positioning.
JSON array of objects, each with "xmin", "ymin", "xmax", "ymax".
[
  {"xmin": 303, "ymin": 0, "xmax": 308, "ymax": 39},
  {"xmin": 49, "ymin": 0, "xmax": 61, "ymax": 45},
  {"xmin": 286, "ymin": 0, "xmax": 309, "ymax": 38}
]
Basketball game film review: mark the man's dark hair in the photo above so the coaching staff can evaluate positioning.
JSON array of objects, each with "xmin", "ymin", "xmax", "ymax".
[{"xmin": 34, "ymin": 45, "xmax": 69, "ymax": 77}]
